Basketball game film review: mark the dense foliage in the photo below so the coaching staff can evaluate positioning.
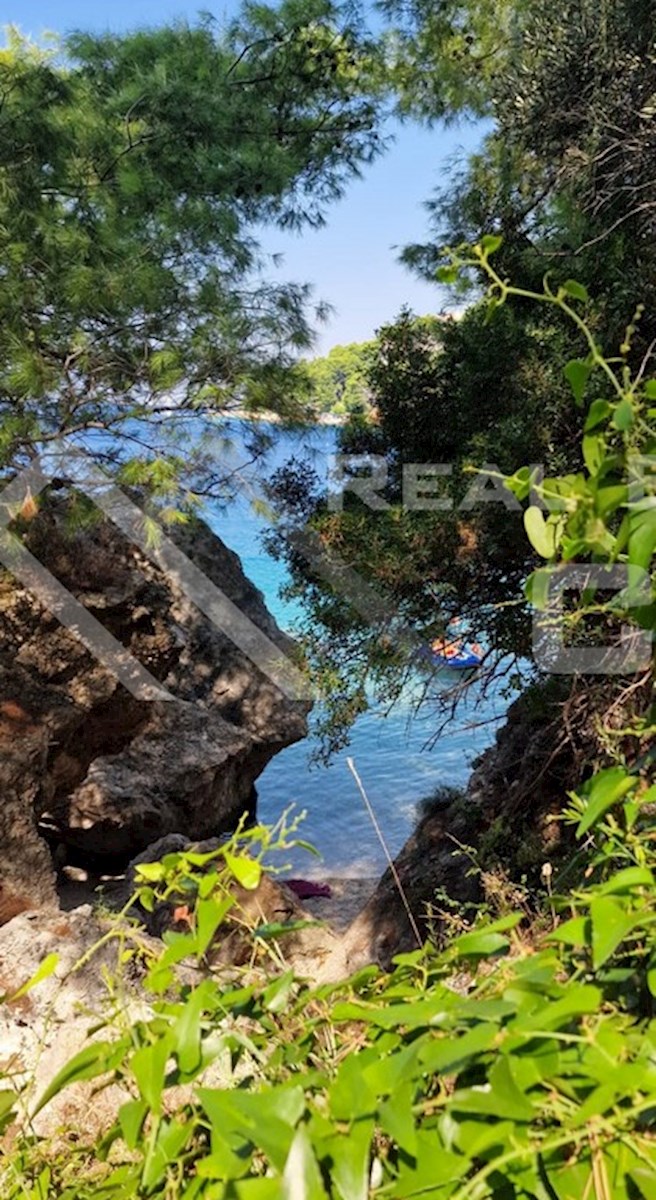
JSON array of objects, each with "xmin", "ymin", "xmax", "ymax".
[
  {"xmin": 302, "ymin": 340, "xmax": 376, "ymax": 416},
  {"xmin": 265, "ymin": 0, "xmax": 656, "ymax": 741},
  {"xmin": 5, "ymin": 770, "xmax": 656, "ymax": 1199},
  {"xmin": 0, "ymin": 7, "xmax": 383, "ymax": 499}
]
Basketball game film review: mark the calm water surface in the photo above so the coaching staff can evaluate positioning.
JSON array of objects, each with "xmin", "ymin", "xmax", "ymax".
[{"xmin": 209, "ymin": 425, "xmax": 509, "ymax": 876}]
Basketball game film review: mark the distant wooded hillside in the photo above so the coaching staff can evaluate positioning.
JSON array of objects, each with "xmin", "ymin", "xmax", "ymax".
[{"xmin": 305, "ymin": 314, "xmax": 446, "ymax": 415}]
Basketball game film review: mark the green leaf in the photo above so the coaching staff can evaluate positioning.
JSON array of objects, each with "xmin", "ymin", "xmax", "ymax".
[
  {"xmin": 324, "ymin": 1119, "xmax": 374, "ymax": 1200},
  {"xmin": 198, "ymin": 871, "xmax": 219, "ymax": 900},
  {"xmin": 488, "ymin": 1054, "xmax": 536, "ymax": 1119},
  {"xmin": 525, "ymin": 567, "xmax": 553, "ymax": 610},
  {"xmin": 506, "ymin": 1040, "xmax": 560, "ymax": 1089},
  {"xmin": 561, "ymin": 279, "xmax": 589, "ymax": 303},
  {"xmin": 379, "ymin": 1083, "xmax": 417, "ymax": 1156},
  {"xmin": 630, "ymin": 1166, "xmax": 656, "ymax": 1200},
  {"xmin": 199, "ymin": 1086, "xmax": 304, "ymax": 1173},
  {"xmin": 419, "ymin": 1023, "xmax": 498, "ymax": 1075},
  {"xmin": 596, "ymin": 484, "xmax": 628, "ymax": 518},
  {"xmin": 224, "ymin": 852, "xmax": 262, "ymax": 891},
  {"xmin": 612, "ymin": 397, "xmax": 635, "ymax": 430},
  {"xmin": 450, "ymin": 1116, "xmax": 523, "ymax": 1161},
  {"xmin": 220, "ymin": 1181, "xmax": 280, "ymax": 1199},
  {"xmin": 597, "ymin": 867, "xmax": 654, "ymax": 894},
  {"xmin": 173, "ymin": 984, "xmax": 211, "ymax": 1075},
  {"xmin": 576, "ymin": 768, "xmax": 638, "ymax": 836},
  {"xmin": 198, "ymin": 1090, "xmax": 256, "ymax": 1167},
  {"xmin": 451, "ymin": 929, "xmax": 510, "ymax": 958},
  {"xmin": 256, "ymin": 919, "xmax": 318, "ymax": 941},
  {"xmin": 590, "ymin": 896, "xmax": 638, "ymax": 968},
  {"xmin": 7, "ymin": 952, "xmax": 59, "ymax": 1001},
  {"xmin": 184, "ymin": 849, "xmax": 223, "ymax": 867},
  {"xmin": 263, "ymin": 970, "xmax": 296, "ymax": 1014},
  {"xmin": 452, "ymin": 913, "xmax": 522, "ymax": 957},
  {"xmin": 582, "ymin": 433, "xmax": 605, "ymax": 476},
  {"xmin": 585, "ymin": 398, "xmax": 612, "ymax": 430},
  {"xmin": 362, "ymin": 1041, "xmax": 423, "ymax": 1097},
  {"xmin": 480, "ymin": 233, "xmax": 503, "ymax": 254},
  {"xmin": 628, "ymin": 508, "xmax": 656, "ymax": 570},
  {"xmin": 146, "ymin": 932, "xmax": 196, "ymax": 994},
  {"xmin": 332, "ymin": 995, "xmax": 450, "ymax": 1030},
  {"xmin": 453, "ymin": 1056, "xmax": 535, "ymax": 1122},
  {"xmin": 511, "ymin": 984, "xmax": 601, "ymax": 1031},
  {"xmin": 135, "ymin": 861, "xmax": 166, "ymax": 882},
  {"xmin": 570, "ymin": 1083, "xmax": 619, "ymax": 1126},
  {"xmin": 564, "ymin": 358, "xmax": 592, "ymax": 406},
  {"xmin": 131, "ymin": 1037, "xmax": 172, "ymax": 1114},
  {"xmin": 139, "ymin": 886, "xmax": 156, "ymax": 913},
  {"xmin": 394, "ymin": 1131, "xmax": 466, "ymax": 1192},
  {"xmin": 197, "ymin": 894, "xmax": 234, "ymax": 957},
  {"xmin": 142, "ymin": 1116, "xmax": 191, "ymax": 1193},
  {"xmin": 118, "ymin": 1098, "xmax": 148, "ymax": 1150},
  {"xmin": 34, "ymin": 1040, "xmax": 126, "ymax": 1116},
  {"xmin": 505, "ymin": 465, "xmax": 532, "ymax": 500},
  {"xmin": 0, "ymin": 1089, "xmax": 16, "ymax": 1133},
  {"xmin": 524, "ymin": 506, "xmax": 557, "ymax": 558},
  {"xmin": 282, "ymin": 1128, "xmax": 327, "ymax": 1200},
  {"xmin": 330, "ymin": 1054, "xmax": 377, "ymax": 1120},
  {"xmin": 549, "ymin": 916, "xmax": 589, "ymax": 947}
]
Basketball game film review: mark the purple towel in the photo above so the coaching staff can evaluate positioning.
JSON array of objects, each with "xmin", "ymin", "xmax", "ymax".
[{"xmin": 285, "ymin": 879, "xmax": 332, "ymax": 900}]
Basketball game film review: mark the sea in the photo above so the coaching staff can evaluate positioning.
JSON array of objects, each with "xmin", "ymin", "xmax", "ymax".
[{"xmin": 208, "ymin": 423, "xmax": 510, "ymax": 878}]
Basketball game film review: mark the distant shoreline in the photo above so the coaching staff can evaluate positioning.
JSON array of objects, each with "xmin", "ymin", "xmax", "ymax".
[{"xmin": 226, "ymin": 407, "xmax": 348, "ymax": 427}]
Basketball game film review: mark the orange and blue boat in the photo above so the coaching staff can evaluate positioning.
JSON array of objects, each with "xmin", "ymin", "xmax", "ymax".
[{"xmin": 428, "ymin": 626, "xmax": 483, "ymax": 670}]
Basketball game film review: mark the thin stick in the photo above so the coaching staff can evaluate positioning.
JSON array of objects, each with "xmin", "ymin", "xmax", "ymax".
[{"xmin": 346, "ymin": 757, "xmax": 423, "ymax": 950}]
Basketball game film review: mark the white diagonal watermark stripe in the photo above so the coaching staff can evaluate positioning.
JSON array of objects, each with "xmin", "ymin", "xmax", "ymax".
[
  {"xmin": 0, "ymin": 443, "xmax": 311, "ymax": 702},
  {"xmin": 0, "ymin": 464, "xmax": 173, "ymax": 702}
]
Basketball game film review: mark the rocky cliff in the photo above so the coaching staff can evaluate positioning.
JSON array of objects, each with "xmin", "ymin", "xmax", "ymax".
[{"xmin": 0, "ymin": 489, "xmax": 310, "ymax": 919}]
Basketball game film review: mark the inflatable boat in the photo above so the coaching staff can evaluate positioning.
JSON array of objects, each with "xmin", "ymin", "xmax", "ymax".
[
  {"xmin": 430, "ymin": 646, "xmax": 482, "ymax": 670},
  {"xmin": 427, "ymin": 629, "xmax": 483, "ymax": 670}
]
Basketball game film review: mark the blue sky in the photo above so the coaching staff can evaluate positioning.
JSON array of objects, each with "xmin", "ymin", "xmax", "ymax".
[{"xmin": 6, "ymin": 1, "xmax": 485, "ymax": 353}]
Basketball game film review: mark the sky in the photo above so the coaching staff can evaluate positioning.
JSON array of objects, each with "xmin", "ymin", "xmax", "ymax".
[{"xmin": 6, "ymin": 1, "xmax": 486, "ymax": 354}]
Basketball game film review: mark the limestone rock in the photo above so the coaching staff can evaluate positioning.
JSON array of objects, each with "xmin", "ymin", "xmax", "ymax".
[
  {"xmin": 0, "ymin": 906, "xmax": 138, "ymax": 1136},
  {"xmin": 0, "ymin": 492, "xmax": 310, "ymax": 914}
]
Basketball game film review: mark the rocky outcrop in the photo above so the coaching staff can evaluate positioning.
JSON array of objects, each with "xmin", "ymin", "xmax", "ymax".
[
  {"xmin": 0, "ymin": 906, "xmax": 140, "ymax": 1137},
  {"xmin": 0, "ymin": 491, "xmax": 310, "ymax": 915},
  {"xmin": 337, "ymin": 682, "xmax": 587, "ymax": 973},
  {"xmin": 340, "ymin": 672, "xmax": 654, "ymax": 970}
]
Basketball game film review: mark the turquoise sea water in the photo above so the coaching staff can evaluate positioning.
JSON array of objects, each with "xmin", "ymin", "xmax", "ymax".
[{"xmin": 209, "ymin": 425, "xmax": 509, "ymax": 877}]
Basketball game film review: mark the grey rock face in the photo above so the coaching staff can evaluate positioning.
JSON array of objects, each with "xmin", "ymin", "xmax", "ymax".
[{"xmin": 0, "ymin": 493, "xmax": 310, "ymax": 915}]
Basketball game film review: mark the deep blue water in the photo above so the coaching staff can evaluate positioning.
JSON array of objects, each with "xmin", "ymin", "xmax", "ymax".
[{"xmin": 209, "ymin": 426, "xmax": 509, "ymax": 876}]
